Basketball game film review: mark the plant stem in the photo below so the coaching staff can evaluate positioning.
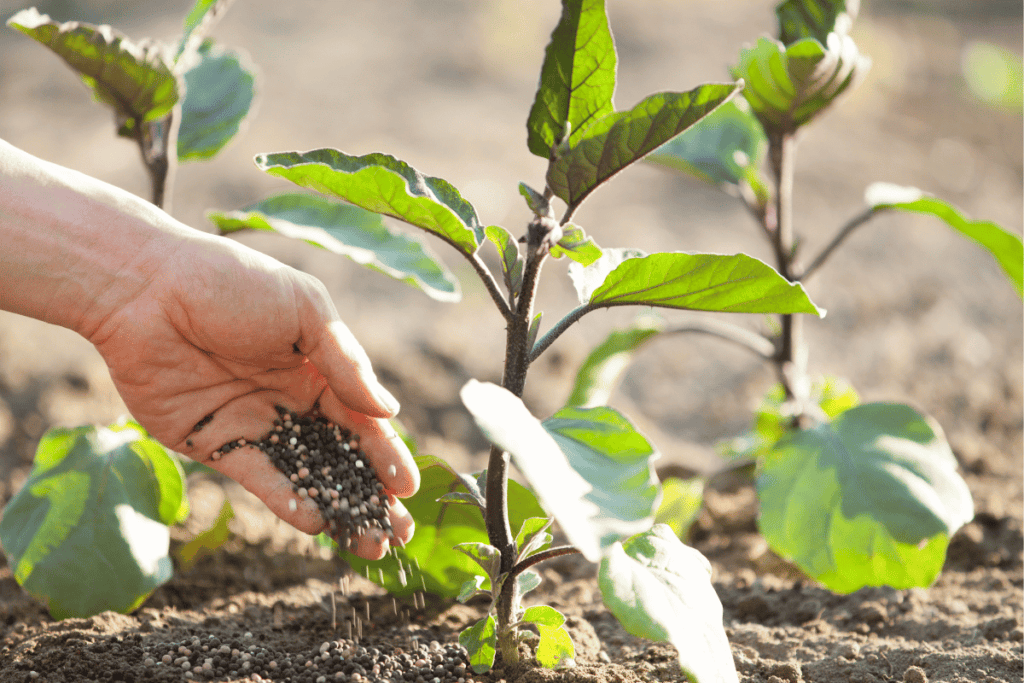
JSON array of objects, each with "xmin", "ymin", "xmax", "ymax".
[
  {"xmin": 136, "ymin": 115, "xmax": 176, "ymax": 211},
  {"xmin": 767, "ymin": 131, "xmax": 808, "ymax": 408},
  {"xmin": 798, "ymin": 207, "xmax": 879, "ymax": 282},
  {"xmin": 470, "ymin": 252, "xmax": 514, "ymax": 320},
  {"xmin": 663, "ymin": 318, "xmax": 776, "ymax": 360},
  {"xmin": 510, "ymin": 545, "xmax": 580, "ymax": 578}
]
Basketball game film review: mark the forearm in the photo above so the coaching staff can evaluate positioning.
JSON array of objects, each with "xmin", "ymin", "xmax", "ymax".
[{"xmin": 0, "ymin": 138, "xmax": 194, "ymax": 338}]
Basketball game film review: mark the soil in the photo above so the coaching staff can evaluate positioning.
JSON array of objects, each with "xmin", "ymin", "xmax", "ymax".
[{"xmin": 0, "ymin": 1, "xmax": 1021, "ymax": 682}]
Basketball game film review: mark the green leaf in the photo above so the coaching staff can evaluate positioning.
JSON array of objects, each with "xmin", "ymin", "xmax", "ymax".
[
  {"xmin": 565, "ymin": 315, "xmax": 664, "ymax": 409},
  {"xmin": 175, "ymin": 498, "xmax": 234, "ymax": 572},
  {"xmin": 176, "ymin": 0, "xmax": 232, "ymax": 60},
  {"xmin": 460, "ymin": 616, "xmax": 497, "ymax": 674},
  {"xmin": 517, "ymin": 569, "xmax": 543, "ymax": 597},
  {"xmin": 210, "ymin": 193, "xmax": 460, "ymax": 302},
  {"xmin": 343, "ymin": 455, "xmax": 544, "ymax": 597},
  {"xmin": 522, "ymin": 605, "xmax": 575, "ymax": 668},
  {"xmin": 527, "ymin": 312, "xmax": 543, "ymax": 352},
  {"xmin": 646, "ymin": 100, "xmax": 768, "ymax": 189},
  {"xmin": 515, "ymin": 517, "xmax": 553, "ymax": 562},
  {"xmin": 454, "ymin": 542, "xmax": 501, "ymax": 581},
  {"xmin": 865, "ymin": 183, "xmax": 1023, "ymax": 297},
  {"xmin": 255, "ymin": 149, "xmax": 485, "ymax": 256},
  {"xmin": 518, "ymin": 182, "xmax": 554, "ymax": 218},
  {"xmin": 7, "ymin": 8, "xmax": 178, "ymax": 138},
  {"xmin": 0, "ymin": 421, "xmax": 186, "ymax": 619},
  {"xmin": 550, "ymin": 224, "xmax": 602, "ymax": 266},
  {"xmin": 654, "ymin": 477, "xmax": 705, "ymax": 540},
  {"xmin": 485, "ymin": 225, "xmax": 524, "ymax": 299},
  {"xmin": 732, "ymin": 34, "xmax": 869, "ymax": 133},
  {"xmin": 758, "ymin": 402, "xmax": 974, "ymax": 593},
  {"xmin": 457, "ymin": 575, "xmax": 489, "ymax": 603},
  {"xmin": 176, "ymin": 40, "xmax": 255, "ymax": 161},
  {"xmin": 775, "ymin": 0, "xmax": 857, "ymax": 45},
  {"xmin": 436, "ymin": 492, "xmax": 484, "ymax": 508},
  {"xmin": 962, "ymin": 41, "xmax": 1024, "ymax": 112},
  {"xmin": 571, "ymin": 249, "xmax": 823, "ymax": 315},
  {"xmin": 599, "ymin": 526, "xmax": 738, "ymax": 683},
  {"xmin": 547, "ymin": 83, "xmax": 741, "ymax": 212},
  {"xmin": 461, "ymin": 381, "xmax": 660, "ymax": 560},
  {"xmin": 526, "ymin": 0, "xmax": 616, "ymax": 158}
]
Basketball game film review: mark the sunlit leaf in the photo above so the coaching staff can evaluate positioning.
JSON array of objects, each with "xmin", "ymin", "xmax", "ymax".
[
  {"xmin": 210, "ymin": 193, "xmax": 460, "ymax": 302},
  {"xmin": 775, "ymin": 0, "xmax": 858, "ymax": 45},
  {"xmin": 342, "ymin": 455, "xmax": 543, "ymax": 597},
  {"xmin": 7, "ymin": 8, "xmax": 178, "ymax": 138},
  {"xmin": 599, "ymin": 526, "xmax": 738, "ymax": 683},
  {"xmin": 550, "ymin": 224, "xmax": 602, "ymax": 266},
  {"xmin": 758, "ymin": 402, "xmax": 974, "ymax": 593},
  {"xmin": 485, "ymin": 225, "xmax": 524, "ymax": 299},
  {"xmin": 177, "ymin": 40, "xmax": 255, "ymax": 161},
  {"xmin": 565, "ymin": 315, "xmax": 664, "ymax": 408},
  {"xmin": 570, "ymin": 249, "xmax": 823, "ymax": 315},
  {"xmin": 547, "ymin": 83, "xmax": 741, "ymax": 212},
  {"xmin": 732, "ymin": 34, "xmax": 869, "ymax": 133},
  {"xmin": 518, "ymin": 182, "xmax": 553, "ymax": 218},
  {"xmin": 460, "ymin": 616, "xmax": 497, "ymax": 673},
  {"xmin": 457, "ymin": 575, "xmax": 488, "ymax": 603},
  {"xmin": 646, "ymin": 100, "xmax": 768, "ymax": 189},
  {"xmin": 522, "ymin": 605, "xmax": 576, "ymax": 668},
  {"xmin": 865, "ymin": 183, "xmax": 1023, "ymax": 297},
  {"xmin": 454, "ymin": 542, "xmax": 501, "ymax": 581},
  {"xmin": 654, "ymin": 477, "xmax": 705, "ymax": 540},
  {"xmin": 962, "ymin": 41, "xmax": 1023, "ymax": 112},
  {"xmin": 515, "ymin": 517, "xmax": 553, "ymax": 562},
  {"xmin": 0, "ymin": 421, "xmax": 186, "ymax": 619},
  {"xmin": 256, "ymin": 149, "xmax": 485, "ymax": 256},
  {"xmin": 175, "ymin": 498, "xmax": 234, "ymax": 571},
  {"xmin": 526, "ymin": 0, "xmax": 616, "ymax": 158}
]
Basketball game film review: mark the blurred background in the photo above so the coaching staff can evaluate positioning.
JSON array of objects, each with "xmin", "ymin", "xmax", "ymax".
[{"xmin": 0, "ymin": 0, "xmax": 1020, "ymax": 524}]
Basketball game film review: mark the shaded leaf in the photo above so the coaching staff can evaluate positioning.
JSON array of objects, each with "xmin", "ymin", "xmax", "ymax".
[
  {"xmin": 646, "ymin": 100, "xmax": 768, "ymax": 189},
  {"xmin": 515, "ymin": 517, "xmax": 553, "ymax": 562},
  {"xmin": 436, "ymin": 492, "xmax": 483, "ymax": 508},
  {"xmin": 517, "ymin": 570, "xmax": 543, "ymax": 597},
  {"xmin": 454, "ymin": 542, "xmax": 501, "ymax": 581},
  {"xmin": 599, "ymin": 526, "xmax": 738, "ymax": 683},
  {"xmin": 486, "ymin": 225, "xmax": 524, "ymax": 299},
  {"xmin": 732, "ymin": 34, "xmax": 869, "ymax": 133},
  {"xmin": 0, "ymin": 421, "xmax": 186, "ymax": 619},
  {"xmin": 7, "ymin": 8, "xmax": 178, "ymax": 138},
  {"xmin": 565, "ymin": 315, "xmax": 664, "ymax": 409},
  {"xmin": 255, "ymin": 149, "xmax": 485, "ymax": 256},
  {"xmin": 457, "ymin": 575, "xmax": 488, "ymax": 604},
  {"xmin": 177, "ymin": 40, "xmax": 255, "ymax": 161},
  {"xmin": 343, "ymin": 455, "xmax": 544, "ymax": 597},
  {"xmin": 571, "ymin": 249, "xmax": 823, "ymax": 315},
  {"xmin": 210, "ymin": 193, "xmax": 460, "ymax": 302},
  {"xmin": 775, "ymin": 0, "xmax": 858, "ymax": 45},
  {"xmin": 526, "ymin": 0, "xmax": 616, "ymax": 158},
  {"xmin": 460, "ymin": 616, "xmax": 497, "ymax": 673},
  {"xmin": 550, "ymin": 224, "xmax": 602, "ymax": 266},
  {"xmin": 175, "ymin": 498, "xmax": 233, "ymax": 571},
  {"xmin": 518, "ymin": 182, "xmax": 553, "ymax": 218},
  {"xmin": 176, "ymin": 0, "xmax": 233, "ymax": 60},
  {"xmin": 522, "ymin": 605, "xmax": 576, "ymax": 668},
  {"xmin": 547, "ymin": 83, "xmax": 741, "ymax": 212},
  {"xmin": 654, "ymin": 477, "xmax": 705, "ymax": 540},
  {"xmin": 865, "ymin": 183, "xmax": 1023, "ymax": 297},
  {"xmin": 758, "ymin": 403, "xmax": 974, "ymax": 593},
  {"xmin": 527, "ymin": 312, "xmax": 543, "ymax": 352}
]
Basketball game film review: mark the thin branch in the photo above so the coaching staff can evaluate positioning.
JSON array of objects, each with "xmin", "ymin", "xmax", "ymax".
[
  {"xmin": 468, "ymin": 251, "xmax": 514, "ymax": 321},
  {"xmin": 797, "ymin": 206, "xmax": 878, "ymax": 282},
  {"xmin": 510, "ymin": 545, "xmax": 581, "ymax": 580},
  {"xmin": 663, "ymin": 317, "xmax": 775, "ymax": 360},
  {"xmin": 529, "ymin": 304, "xmax": 590, "ymax": 363}
]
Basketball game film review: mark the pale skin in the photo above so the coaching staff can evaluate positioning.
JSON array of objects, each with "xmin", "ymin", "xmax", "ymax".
[{"xmin": 0, "ymin": 138, "xmax": 418, "ymax": 559}]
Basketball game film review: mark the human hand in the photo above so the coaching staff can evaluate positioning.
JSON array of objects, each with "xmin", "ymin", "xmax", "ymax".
[{"xmin": 85, "ymin": 232, "xmax": 417, "ymax": 560}]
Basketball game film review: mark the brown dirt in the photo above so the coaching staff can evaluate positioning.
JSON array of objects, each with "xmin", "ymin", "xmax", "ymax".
[{"xmin": 0, "ymin": 1, "xmax": 1021, "ymax": 682}]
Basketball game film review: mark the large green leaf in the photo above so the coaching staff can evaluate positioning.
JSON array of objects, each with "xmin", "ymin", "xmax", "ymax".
[
  {"xmin": 460, "ymin": 381, "xmax": 659, "ymax": 561},
  {"xmin": 209, "ymin": 193, "xmax": 460, "ymax": 302},
  {"xmin": 7, "ymin": 8, "xmax": 178, "ymax": 138},
  {"xmin": 865, "ymin": 183, "xmax": 1023, "ymax": 297},
  {"xmin": 526, "ymin": 0, "xmax": 617, "ymax": 158},
  {"xmin": 646, "ymin": 100, "xmax": 768, "ymax": 190},
  {"xmin": 732, "ymin": 34, "xmax": 869, "ymax": 133},
  {"xmin": 342, "ymin": 455, "xmax": 544, "ymax": 598},
  {"xmin": 547, "ymin": 83, "xmax": 741, "ymax": 212},
  {"xmin": 599, "ymin": 526, "xmax": 738, "ymax": 683},
  {"xmin": 460, "ymin": 616, "xmax": 497, "ymax": 673},
  {"xmin": 522, "ymin": 605, "xmax": 576, "ymax": 668},
  {"xmin": 570, "ymin": 249, "xmax": 822, "ymax": 315},
  {"xmin": 565, "ymin": 315, "xmax": 664, "ymax": 408},
  {"xmin": 0, "ymin": 421, "xmax": 187, "ymax": 619},
  {"xmin": 757, "ymin": 403, "xmax": 974, "ymax": 593},
  {"xmin": 775, "ymin": 0, "xmax": 858, "ymax": 45},
  {"xmin": 255, "ymin": 149, "xmax": 485, "ymax": 256},
  {"xmin": 177, "ymin": 40, "xmax": 255, "ymax": 162}
]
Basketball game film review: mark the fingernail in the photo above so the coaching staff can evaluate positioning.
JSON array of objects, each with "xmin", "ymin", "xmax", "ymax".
[{"xmin": 373, "ymin": 384, "xmax": 401, "ymax": 415}]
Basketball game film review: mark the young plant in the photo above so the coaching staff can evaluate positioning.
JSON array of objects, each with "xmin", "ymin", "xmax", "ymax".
[
  {"xmin": 212, "ymin": 2, "xmax": 825, "ymax": 681},
  {"xmin": 602, "ymin": 0, "xmax": 1023, "ymax": 592}
]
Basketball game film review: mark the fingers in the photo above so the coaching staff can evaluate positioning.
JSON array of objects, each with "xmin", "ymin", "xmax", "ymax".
[
  {"xmin": 343, "ymin": 498, "xmax": 415, "ymax": 560},
  {"xmin": 301, "ymin": 311, "xmax": 401, "ymax": 420}
]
